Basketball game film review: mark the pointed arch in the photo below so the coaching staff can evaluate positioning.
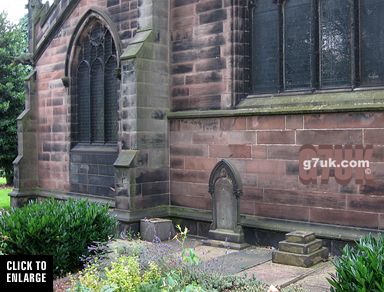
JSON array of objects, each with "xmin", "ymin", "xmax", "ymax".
[
  {"xmin": 65, "ymin": 7, "xmax": 122, "ymax": 78},
  {"xmin": 208, "ymin": 159, "xmax": 243, "ymax": 197},
  {"xmin": 68, "ymin": 8, "xmax": 120, "ymax": 145}
]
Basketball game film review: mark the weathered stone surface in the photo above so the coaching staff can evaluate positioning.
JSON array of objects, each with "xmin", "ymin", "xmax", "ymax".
[
  {"xmin": 273, "ymin": 231, "xmax": 328, "ymax": 268},
  {"xmin": 272, "ymin": 247, "xmax": 329, "ymax": 268},
  {"xmin": 202, "ymin": 238, "xmax": 249, "ymax": 250},
  {"xmin": 115, "ymin": 196, "xmax": 130, "ymax": 210},
  {"xmin": 279, "ymin": 239, "xmax": 323, "ymax": 255},
  {"xmin": 216, "ymin": 178, "xmax": 236, "ymax": 230},
  {"xmin": 286, "ymin": 231, "xmax": 316, "ymax": 244},
  {"xmin": 140, "ymin": 218, "xmax": 175, "ymax": 242},
  {"xmin": 205, "ymin": 160, "xmax": 247, "ymax": 248}
]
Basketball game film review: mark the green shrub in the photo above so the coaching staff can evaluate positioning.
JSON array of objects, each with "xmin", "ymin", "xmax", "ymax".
[
  {"xmin": 0, "ymin": 199, "xmax": 117, "ymax": 277},
  {"xmin": 72, "ymin": 255, "xmax": 162, "ymax": 292},
  {"xmin": 328, "ymin": 234, "xmax": 384, "ymax": 291}
]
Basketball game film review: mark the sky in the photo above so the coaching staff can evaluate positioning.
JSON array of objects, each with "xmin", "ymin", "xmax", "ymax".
[{"xmin": 0, "ymin": 0, "xmax": 54, "ymax": 24}]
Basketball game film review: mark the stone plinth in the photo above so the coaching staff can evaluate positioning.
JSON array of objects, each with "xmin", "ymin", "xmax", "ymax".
[
  {"xmin": 272, "ymin": 231, "xmax": 328, "ymax": 268},
  {"xmin": 140, "ymin": 218, "xmax": 175, "ymax": 242}
]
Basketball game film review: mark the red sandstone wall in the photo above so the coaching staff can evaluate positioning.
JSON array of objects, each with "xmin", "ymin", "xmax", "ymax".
[
  {"xmin": 171, "ymin": 0, "xmax": 245, "ymax": 110},
  {"xmin": 169, "ymin": 113, "xmax": 384, "ymax": 230},
  {"xmin": 35, "ymin": 0, "xmax": 139, "ymax": 191}
]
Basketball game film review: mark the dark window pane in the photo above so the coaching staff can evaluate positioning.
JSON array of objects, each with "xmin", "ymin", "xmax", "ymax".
[
  {"xmin": 360, "ymin": 0, "xmax": 384, "ymax": 86},
  {"xmin": 77, "ymin": 61, "xmax": 90, "ymax": 143},
  {"xmin": 82, "ymin": 36, "xmax": 91, "ymax": 63},
  {"xmin": 104, "ymin": 31, "xmax": 113, "ymax": 62},
  {"xmin": 91, "ymin": 59, "xmax": 104, "ymax": 143},
  {"xmin": 320, "ymin": 0, "xmax": 352, "ymax": 88},
  {"xmin": 104, "ymin": 56, "xmax": 118, "ymax": 143},
  {"xmin": 74, "ymin": 22, "xmax": 118, "ymax": 145},
  {"xmin": 97, "ymin": 44, "xmax": 104, "ymax": 59},
  {"xmin": 284, "ymin": 0, "xmax": 313, "ymax": 90},
  {"xmin": 89, "ymin": 23, "xmax": 104, "ymax": 46},
  {"xmin": 251, "ymin": 0, "xmax": 279, "ymax": 93}
]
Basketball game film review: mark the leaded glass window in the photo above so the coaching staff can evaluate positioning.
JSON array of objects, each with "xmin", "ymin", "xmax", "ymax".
[
  {"xmin": 251, "ymin": 0, "xmax": 384, "ymax": 94},
  {"xmin": 75, "ymin": 22, "xmax": 118, "ymax": 144}
]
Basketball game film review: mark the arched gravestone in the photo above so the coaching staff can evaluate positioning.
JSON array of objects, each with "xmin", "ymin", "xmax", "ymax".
[{"xmin": 205, "ymin": 159, "xmax": 248, "ymax": 249}]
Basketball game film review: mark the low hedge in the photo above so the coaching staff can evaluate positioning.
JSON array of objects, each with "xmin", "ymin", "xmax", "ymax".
[{"xmin": 0, "ymin": 199, "xmax": 117, "ymax": 277}]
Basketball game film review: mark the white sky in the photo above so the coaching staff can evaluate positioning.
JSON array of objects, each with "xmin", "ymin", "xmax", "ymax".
[{"xmin": 0, "ymin": 0, "xmax": 54, "ymax": 24}]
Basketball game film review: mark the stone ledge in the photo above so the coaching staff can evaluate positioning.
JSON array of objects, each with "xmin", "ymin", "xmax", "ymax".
[
  {"xmin": 241, "ymin": 215, "xmax": 381, "ymax": 242},
  {"xmin": 167, "ymin": 89, "xmax": 384, "ymax": 119},
  {"xmin": 114, "ymin": 206, "xmax": 169, "ymax": 222},
  {"xmin": 8, "ymin": 191, "xmax": 384, "ymax": 241},
  {"xmin": 120, "ymin": 29, "xmax": 153, "ymax": 60}
]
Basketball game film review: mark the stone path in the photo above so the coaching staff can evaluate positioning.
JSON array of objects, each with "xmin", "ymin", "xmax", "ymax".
[
  {"xmin": 188, "ymin": 238, "xmax": 334, "ymax": 291},
  {"xmin": 111, "ymin": 238, "xmax": 335, "ymax": 291},
  {"xmin": 238, "ymin": 260, "xmax": 334, "ymax": 291}
]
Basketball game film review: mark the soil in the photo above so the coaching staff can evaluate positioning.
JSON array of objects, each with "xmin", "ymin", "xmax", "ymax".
[{"xmin": 53, "ymin": 276, "xmax": 72, "ymax": 292}]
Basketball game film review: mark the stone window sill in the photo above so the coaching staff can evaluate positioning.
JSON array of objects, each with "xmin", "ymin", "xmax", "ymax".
[
  {"xmin": 167, "ymin": 88, "xmax": 384, "ymax": 119},
  {"xmin": 71, "ymin": 144, "xmax": 118, "ymax": 153}
]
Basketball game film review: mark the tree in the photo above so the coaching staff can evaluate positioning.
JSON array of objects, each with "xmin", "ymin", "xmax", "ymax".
[{"xmin": 0, "ymin": 12, "xmax": 30, "ymax": 185}]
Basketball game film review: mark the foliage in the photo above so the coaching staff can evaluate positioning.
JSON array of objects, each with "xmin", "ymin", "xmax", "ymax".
[
  {"xmin": 0, "ymin": 233, "xmax": 8, "ymax": 255},
  {"xmin": 328, "ymin": 234, "xmax": 384, "ymax": 291},
  {"xmin": 174, "ymin": 225, "xmax": 200, "ymax": 266},
  {"xmin": 104, "ymin": 256, "xmax": 142, "ymax": 291},
  {"xmin": 0, "ymin": 188, "xmax": 11, "ymax": 209},
  {"xmin": 0, "ymin": 12, "xmax": 30, "ymax": 185},
  {"xmin": 0, "ymin": 199, "xmax": 117, "ymax": 277},
  {"xmin": 73, "ymin": 224, "xmax": 272, "ymax": 292},
  {"xmin": 72, "ymin": 255, "xmax": 162, "ymax": 292}
]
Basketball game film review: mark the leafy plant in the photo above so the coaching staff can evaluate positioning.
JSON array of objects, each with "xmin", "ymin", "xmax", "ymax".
[
  {"xmin": 328, "ymin": 234, "xmax": 384, "ymax": 291},
  {"xmin": 104, "ymin": 256, "xmax": 141, "ymax": 291},
  {"xmin": 0, "ymin": 199, "xmax": 117, "ymax": 277},
  {"xmin": 72, "ymin": 255, "xmax": 162, "ymax": 292},
  {"xmin": 174, "ymin": 224, "xmax": 200, "ymax": 266},
  {"xmin": 71, "ymin": 223, "xmax": 271, "ymax": 292}
]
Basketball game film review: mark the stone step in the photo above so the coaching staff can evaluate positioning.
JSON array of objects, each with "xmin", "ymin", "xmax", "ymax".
[
  {"xmin": 272, "ymin": 247, "xmax": 329, "ymax": 268},
  {"xmin": 202, "ymin": 239, "xmax": 249, "ymax": 250},
  {"xmin": 286, "ymin": 231, "xmax": 316, "ymax": 244},
  {"xmin": 279, "ymin": 239, "xmax": 323, "ymax": 255}
]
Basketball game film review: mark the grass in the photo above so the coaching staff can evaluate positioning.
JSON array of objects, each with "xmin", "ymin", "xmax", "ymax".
[
  {"xmin": 0, "ymin": 188, "xmax": 10, "ymax": 209},
  {"xmin": 0, "ymin": 177, "xmax": 11, "ymax": 209}
]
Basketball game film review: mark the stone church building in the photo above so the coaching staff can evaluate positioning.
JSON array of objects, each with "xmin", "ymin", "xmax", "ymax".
[{"xmin": 13, "ymin": 0, "xmax": 384, "ymax": 251}]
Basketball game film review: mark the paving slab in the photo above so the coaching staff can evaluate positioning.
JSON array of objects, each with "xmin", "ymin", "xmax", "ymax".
[
  {"xmin": 194, "ymin": 245, "xmax": 237, "ymax": 262},
  {"xmin": 202, "ymin": 247, "xmax": 272, "ymax": 275},
  {"xmin": 238, "ymin": 261, "xmax": 314, "ymax": 287},
  {"xmin": 291, "ymin": 261, "xmax": 335, "ymax": 292}
]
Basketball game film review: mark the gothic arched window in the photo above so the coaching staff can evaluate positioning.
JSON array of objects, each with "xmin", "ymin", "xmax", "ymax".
[{"xmin": 74, "ymin": 21, "xmax": 118, "ymax": 144}]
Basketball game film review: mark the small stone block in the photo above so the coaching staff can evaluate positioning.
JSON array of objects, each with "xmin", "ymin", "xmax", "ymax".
[
  {"xmin": 140, "ymin": 218, "xmax": 175, "ymax": 242},
  {"xmin": 285, "ymin": 231, "xmax": 316, "ymax": 244},
  {"xmin": 278, "ymin": 239, "xmax": 323, "ymax": 255},
  {"xmin": 272, "ymin": 247, "xmax": 329, "ymax": 268}
]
